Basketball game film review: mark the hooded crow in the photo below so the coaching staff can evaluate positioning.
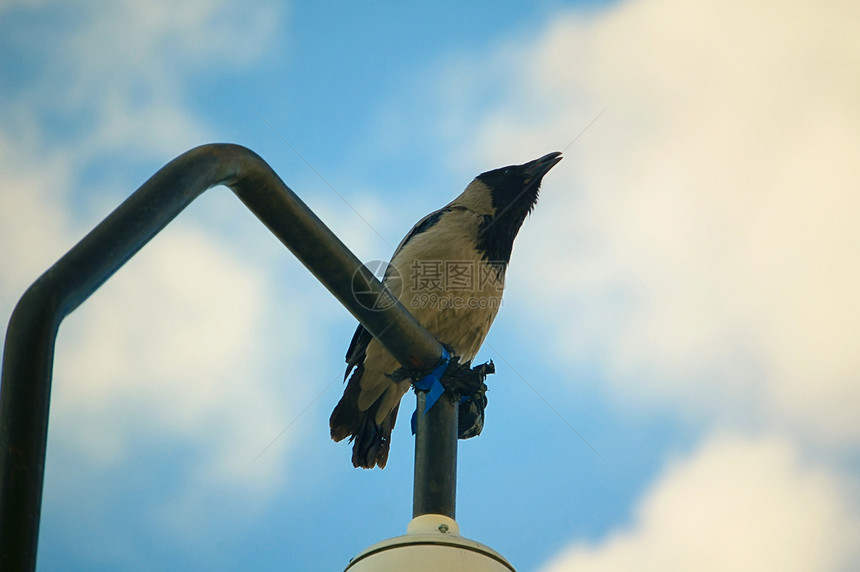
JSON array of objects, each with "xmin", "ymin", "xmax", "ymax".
[{"xmin": 330, "ymin": 152, "xmax": 562, "ymax": 468}]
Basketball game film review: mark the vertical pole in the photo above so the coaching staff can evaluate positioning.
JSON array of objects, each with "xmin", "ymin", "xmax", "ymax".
[
  {"xmin": 0, "ymin": 293, "xmax": 58, "ymax": 572},
  {"xmin": 412, "ymin": 392, "xmax": 458, "ymax": 519}
]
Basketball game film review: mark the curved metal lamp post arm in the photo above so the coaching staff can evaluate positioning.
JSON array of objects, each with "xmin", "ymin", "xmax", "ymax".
[{"xmin": 0, "ymin": 143, "xmax": 446, "ymax": 570}]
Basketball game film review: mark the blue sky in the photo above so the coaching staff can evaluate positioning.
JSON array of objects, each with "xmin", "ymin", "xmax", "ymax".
[{"xmin": 2, "ymin": 1, "xmax": 859, "ymax": 570}]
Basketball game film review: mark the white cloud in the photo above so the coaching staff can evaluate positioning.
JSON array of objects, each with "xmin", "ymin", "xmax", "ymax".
[
  {"xmin": 52, "ymin": 224, "xmax": 305, "ymax": 484},
  {"xmin": 67, "ymin": 0, "xmax": 280, "ymax": 157},
  {"xmin": 0, "ymin": 145, "xmax": 317, "ymax": 513},
  {"xmin": 0, "ymin": 152, "xmax": 319, "ymax": 542},
  {"xmin": 1, "ymin": 0, "xmax": 281, "ymax": 161},
  {"xmin": 540, "ymin": 434, "xmax": 860, "ymax": 572},
  {"xmin": 432, "ymin": 0, "xmax": 860, "ymax": 445},
  {"xmin": 0, "ymin": 137, "xmax": 75, "ymax": 307},
  {"xmin": 0, "ymin": 0, "xmax": 300, "ymax": 532}
]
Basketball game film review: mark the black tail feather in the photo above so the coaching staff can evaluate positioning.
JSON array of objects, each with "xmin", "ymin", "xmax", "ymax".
[
  {"xmin": 350, "ymin": 402, "xmax": 399, "ymax": 469},
  {"xmin": 329, "ymin": 364, "xmax": 399, "ymax": 469}
]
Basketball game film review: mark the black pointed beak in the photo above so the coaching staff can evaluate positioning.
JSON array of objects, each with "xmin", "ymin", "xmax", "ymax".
[{"xmin": 521, "ymin": 151, "xmax": 562, "ymax": 184}]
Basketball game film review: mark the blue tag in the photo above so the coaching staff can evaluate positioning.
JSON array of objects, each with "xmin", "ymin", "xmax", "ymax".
[{"xmin": 410, "ymin": 347, "xmax": 451, "ymax": 434}]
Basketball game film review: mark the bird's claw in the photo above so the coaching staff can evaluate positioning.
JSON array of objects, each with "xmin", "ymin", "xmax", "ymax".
[
  {"xmin": 439, "ymin": 357, "xmax": 493, "ymax": 440},
  {"xmin": 392, "ymin": 350, "xmax": 494, "ymax": 440}
]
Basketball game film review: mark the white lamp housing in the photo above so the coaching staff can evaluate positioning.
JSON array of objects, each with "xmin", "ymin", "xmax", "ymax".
[{"xmin": 344, "ymin": 514, "xmax": 515, "ymax": 571}]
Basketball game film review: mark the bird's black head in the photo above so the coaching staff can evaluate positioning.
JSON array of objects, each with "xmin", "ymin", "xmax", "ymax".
[{"xmin": 476, "ymin": 151, "xmax": 562, "ymax": 263}]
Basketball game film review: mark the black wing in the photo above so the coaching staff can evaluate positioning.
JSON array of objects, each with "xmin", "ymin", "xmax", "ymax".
[{"xmin": 345, "ymin": 323, "xmax": 372, "ymax": 379}]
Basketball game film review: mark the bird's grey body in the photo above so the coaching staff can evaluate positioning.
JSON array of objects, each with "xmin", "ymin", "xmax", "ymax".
[{"xmin": 330, "ymin": 152, "xmax": 561, "ymax": 468}]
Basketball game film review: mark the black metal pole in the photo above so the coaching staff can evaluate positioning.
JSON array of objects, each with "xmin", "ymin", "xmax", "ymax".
[
  {"xmin": 413, "ymin": 392, "xmax": 458, "ymax": 519},
  {"xmin": 0, "ymin": 144, "xmax": 447, "ymax": 570}
]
